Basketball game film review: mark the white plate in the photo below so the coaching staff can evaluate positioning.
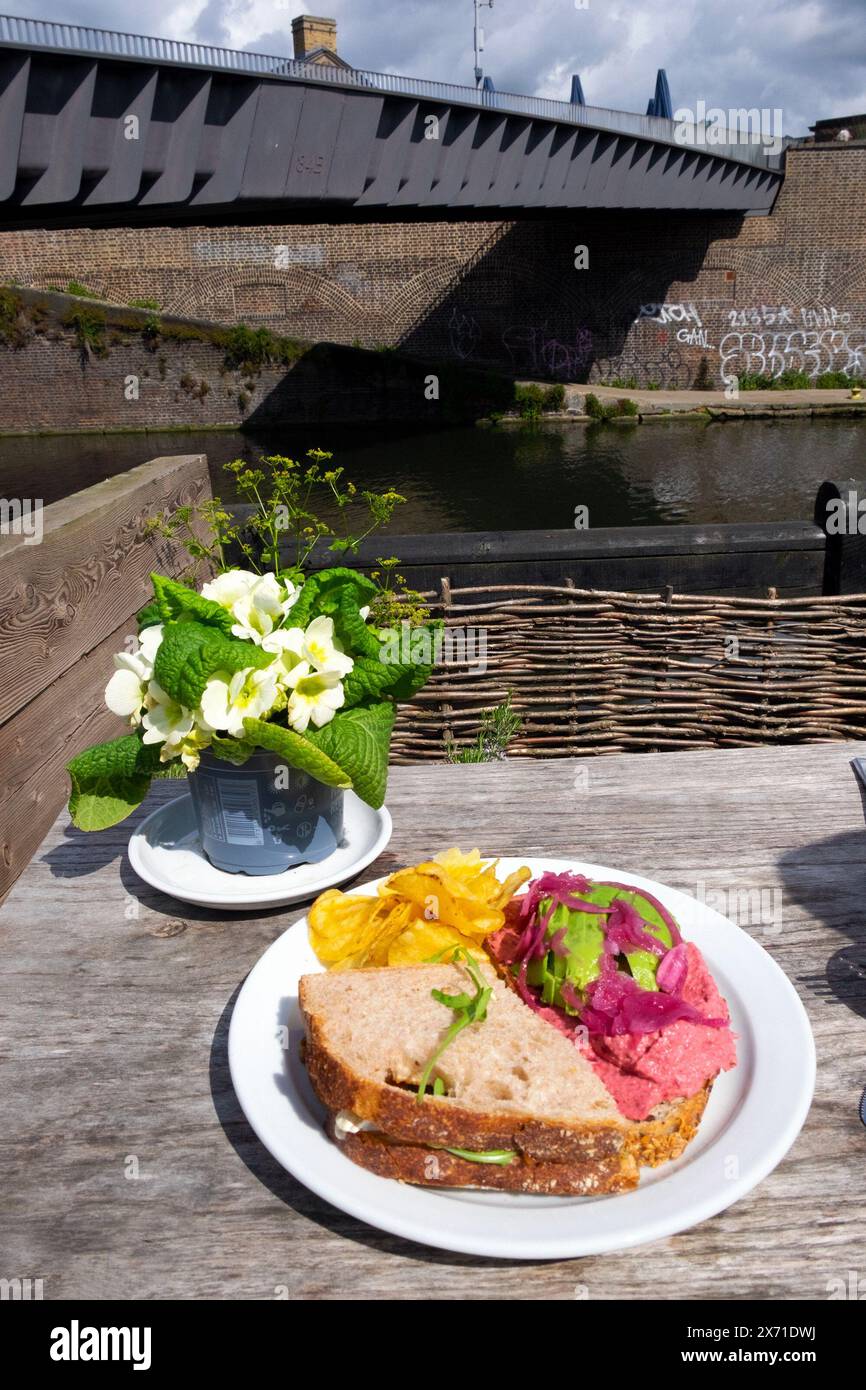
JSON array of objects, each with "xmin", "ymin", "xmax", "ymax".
[
  {"xmin": 228, "ymin": 857, "xmax": 815, "ymax": 1258},
  {"xmin": 127, "ymin": 792, "xmax": 392, "ymax": 910}
]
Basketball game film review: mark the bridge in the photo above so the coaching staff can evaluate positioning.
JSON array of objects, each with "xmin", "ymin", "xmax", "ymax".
[{"xmin": 0, "ymin": 14, "xmax": 784, "ymax": 229}]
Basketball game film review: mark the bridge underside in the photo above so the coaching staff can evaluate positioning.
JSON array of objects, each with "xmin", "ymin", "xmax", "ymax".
[{"xmin": 0, "ymin": 48, "xmax": 783, "ymax": 230}]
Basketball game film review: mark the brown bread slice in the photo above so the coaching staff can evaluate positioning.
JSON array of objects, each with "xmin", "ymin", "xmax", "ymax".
[
  {"xmin": 299, "ymin": 962, "xmax": 630, "ymax": 1165},
  {"xmin": 327, "ymin": 1120, "xmax": 640, "ymax": 1195}
]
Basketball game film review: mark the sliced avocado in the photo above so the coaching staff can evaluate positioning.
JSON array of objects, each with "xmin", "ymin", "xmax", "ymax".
[
  {"xmin": 576, "ymin": 885, "xmax": 672, "ymax": 991},
  {"xmin": 517, "ymin": 885, "xmax": 677, "ymax": 1011}
]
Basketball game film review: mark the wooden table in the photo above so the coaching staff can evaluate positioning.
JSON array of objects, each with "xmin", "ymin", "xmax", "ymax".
[{"xmin": 3, "ymin": 743, "xmax": 865, "ymax": 1300}]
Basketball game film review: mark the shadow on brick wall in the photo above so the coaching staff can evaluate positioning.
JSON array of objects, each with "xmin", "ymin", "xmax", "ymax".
[
  {"xmin": 396, "ymin": 212, "xmax": 745, "ymax": 387},
  {"xmin": 245, "ymin": 341, "xmax": 515, "ymax": 429}
]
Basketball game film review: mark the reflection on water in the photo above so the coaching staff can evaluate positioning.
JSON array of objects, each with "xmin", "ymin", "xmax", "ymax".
[{"xmin": 1, "ymin": 418, "xmax": 863, "ymax": 532}]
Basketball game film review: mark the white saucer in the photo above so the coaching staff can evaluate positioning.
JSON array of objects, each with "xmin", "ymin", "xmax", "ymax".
[{"xmin": 127, "ymin": 792, "xmax": 392, "ymax": 910}]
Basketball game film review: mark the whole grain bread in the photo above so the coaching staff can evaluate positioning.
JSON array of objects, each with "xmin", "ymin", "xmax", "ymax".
[
  {"xmin": 328, "ymin": 1120, "xmax": 640, "ymax": 1195},
  {"xmin": 300, "ymin": 962, "xmax": 716, "ymax": 1189},
  {"xmin": 300, "ymin": 962, "xmax": 631, "ymax": 1165}
]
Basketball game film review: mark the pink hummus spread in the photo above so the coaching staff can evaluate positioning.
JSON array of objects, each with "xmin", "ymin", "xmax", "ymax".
[{"xmin": 583, "ymin": 943, "xmax": 737, "ymax": 1121}]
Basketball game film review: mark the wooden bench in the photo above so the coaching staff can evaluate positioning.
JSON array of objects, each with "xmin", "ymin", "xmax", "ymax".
[{"xmin": 0, "ymin": 453, "xmax": 212, "ymax": 901}]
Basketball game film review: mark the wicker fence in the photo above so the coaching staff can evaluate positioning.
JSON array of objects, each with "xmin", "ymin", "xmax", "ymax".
[{"xmin": 391, "ymin": 583, "xmax": 866, "ymax": 761}]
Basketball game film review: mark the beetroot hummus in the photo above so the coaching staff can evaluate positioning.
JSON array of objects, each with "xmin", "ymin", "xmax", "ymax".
[
  {"xmin": 584, "ymin": 943, "xmax": 736, "ymax": 1120},
  {"xmin": 487, "ymin": 873, "xmax": 738, "ymax": 1124}
]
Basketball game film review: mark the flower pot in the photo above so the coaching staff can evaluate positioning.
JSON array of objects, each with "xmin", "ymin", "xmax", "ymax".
[{"xmin": 187, "ymin": 749, "xmax": 344, "ymax": 875}]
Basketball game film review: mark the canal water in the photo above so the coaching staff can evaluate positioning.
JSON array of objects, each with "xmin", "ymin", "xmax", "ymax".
[{"xmin": 2, "ymin": 418, "xmax": 863, "ymax": 532}]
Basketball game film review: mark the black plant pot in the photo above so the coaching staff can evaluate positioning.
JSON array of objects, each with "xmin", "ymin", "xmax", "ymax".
[{"xmin": 188, "ymin": 748, "xmax": 344, "ymax": 875}]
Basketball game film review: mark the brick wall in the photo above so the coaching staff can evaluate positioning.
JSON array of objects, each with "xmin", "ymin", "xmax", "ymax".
[
  {"xmin": 0, "ymin": 145, "xmax": 864, "ymax": 390},
  {"xmin": 0, "ymin": 292, "xmax": 510, "ymax": 433}
]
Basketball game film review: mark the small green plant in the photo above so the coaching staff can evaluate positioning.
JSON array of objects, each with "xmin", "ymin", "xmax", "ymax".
[
  {"xmin": 646, "ymin": 381, "xmax": 661, "ymax": 390},
  {"xmin": 128, "ymin": 297, "xmax": 160, "ymax": 311},
  {"xmin": 0, "ymin": 286, "xmax": 29, "ymax": 348},
  {"xmin": 222, "ymin": 323, "xmax": 305, "ymax": 374},
  {"xmin": 776, "ymin": 368, "xmax": 811, "ymax": 389},
  {"xmin": 146, "ymin": 450, "xmax": 409, "ymax": 585},
  {"xmin": 514, "ymin": 382, "xmax": 567, "ymax": 419},
  {"xmin": 445, "ymin": 694, "xmax": 523, "ymax": 764},
  {"xmin": 63, "ymin": 305, "xmax": 107, "ymax": 358},
  {"xmin": 609, "ymin": 375, "xmax": 638, "ymax": 389},
  {"xmin": 237, "ymin": 390, "xmax": 250, "ymax": 412},
  {"xmin": 815, "ymin": 370, "xmax": 864, "ymax": 389},
  {"xmin": 65, "ymin": 280, "xmax": 100, "ymax": 299},
  {"xmin": 585, "ymin": 392, "xmax": 638, "ymax": 421},
  {"xmin": 368, "ymin": 557, "xmax": 428, "ymax": 627}
]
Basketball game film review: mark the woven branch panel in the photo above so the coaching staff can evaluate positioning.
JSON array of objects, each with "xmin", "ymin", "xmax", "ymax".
[{"xmin": 390, "ymin": 584, "xmax": 866, "ymax": 761}]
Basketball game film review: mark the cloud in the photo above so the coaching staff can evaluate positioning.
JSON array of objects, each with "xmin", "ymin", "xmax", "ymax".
[{"xmin": 9, "ymin": 0, "xmax": 866, "ymax": 134}]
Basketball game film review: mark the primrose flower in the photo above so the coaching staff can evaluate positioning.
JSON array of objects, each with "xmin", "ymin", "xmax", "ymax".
[
  {"xmin": 234, "ymin": 576, "xmax": 300, "ymax": 645},
  {"xmin": 261, "ymin": 625, "xmax": 305, "ymax": 679},
  {"xmin": 284, "ymin": 662, "xmax": 345, "ymax": 733},
  {"xmin": 174, "ymin": 727, "xmax": 212, "ymax": 772},
  {"xmin": 140, "ymin": 680, "xmax": 195, "ymax": 758},
  {"xmin": 201, "ymin": 570, "xmax": 299, "ymax": 645},
  {"xmin": 300, "ymin": 615, "xmax": 354, "ymax": 677},
  {"xmin": 199, "ymin": 666, "xmax": 280, "ymax": 739},
  {"xmin": 104, "ymin": 624, "xmax": 164, "ymax": 723},
  {"xmin": 200, "ymin": 569, "xmax": 258, "ymax": 609}
]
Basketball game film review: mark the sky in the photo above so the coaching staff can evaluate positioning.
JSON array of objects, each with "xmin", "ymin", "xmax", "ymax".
[{"xmin": 7, "ymin": 0, "xmax": 866, "ymax": 135}]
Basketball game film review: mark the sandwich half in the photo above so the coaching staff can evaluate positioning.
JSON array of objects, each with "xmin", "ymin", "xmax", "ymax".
[{"xmin": 299, "ymin": 961, "xmax": 640, "ymax": 1194}]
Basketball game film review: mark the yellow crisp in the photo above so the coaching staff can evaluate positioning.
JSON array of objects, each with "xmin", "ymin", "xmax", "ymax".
[
  {"xmin": 306, "ymin": 846, "xmax": 530, "ymax": 970},
  {"xmin": 386, "ymin": 920, "xmax": 485, "ymax": 966}
]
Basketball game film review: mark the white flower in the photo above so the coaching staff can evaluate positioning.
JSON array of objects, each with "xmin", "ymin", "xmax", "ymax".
[
  {"xmin": 300, "ymin": 615, "xmax": 354, "ymax": 677},
  {"xmin": 202, "ymin": 570, "xmax": 300, "ymax": 645},
  {"xmin": 284, "ymin": 662, "xmax": 345, "ymax": 733},
  {"xmin": 200, "ymin": 666, "xmax": 280, "ymax": 739},
  {"xmin": 359, "ymin": 605, "xmax": 371, "ymax": 621},
  {"xmin": 104, "ymin": 624, "xmax": 164, "ymax": 723},
  {"xmin": 200, "ymin": 569, "xmax": 259, "ymax": 609},
  {"xmin": 175, "ymin": 728, "xmax": 212, "ymax": 772},
  {"xmin": 261, "ymin": 625, "xmax": 305, "ymax": 679},
  {"xmin": 141, "ymin": 680, "xmax": 195, "ymax": 755}
]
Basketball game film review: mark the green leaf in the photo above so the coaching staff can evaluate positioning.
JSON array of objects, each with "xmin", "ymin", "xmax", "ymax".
[
  {"xmin": 343, "ymin": 620, "xmax": 442, "ymax": 707},
  {"xmin": 331, "ymin": 584, "xmax": 381, "ymax": 659},
  {"xmin": 242, "ymin": 718, "xmax": 351, "ymax": 789},
  {"xmin": 136, "ymin": 599, "xmax": 162, "ymax": 631},
  {"xmin": 209, "ymin": 736, "xmax": 255, "ymax": 765},
  {"xmin": 67, "ymin": 735, "xmax": 163, "ymax": 831},
  {"xmin": 306, "ymin": 702, "xmax": 394, "ymax": 808},
  {"xmin": 150, "ymin": 574, "xmax": 235, "ymax": 635},
  {"xmin": 291, "ymin": 567, "xmax": 377, "ymax": 629},
  {"xmin": 153, "ymin": 621, "xmax": 272, "ymax": 709}
]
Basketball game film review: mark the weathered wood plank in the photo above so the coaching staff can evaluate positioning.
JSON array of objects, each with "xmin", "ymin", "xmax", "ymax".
[
  {"xmin": 0, "ymin": 616, "xmax": 131, "ymax": 900},
  {"xmin": 1, "ymin": 743, "xmax": 864, "ymax": 1299},
  {"xmin": 234, "ymin": 511, "xmax": 827, "ymax": 597},
  {"xmin": 0, "ymin": 453, "xmax": 210, "ymax": 726},
  {"xmin": 0, "ymin": 452, "xmax": 213, "ymax": 900}
]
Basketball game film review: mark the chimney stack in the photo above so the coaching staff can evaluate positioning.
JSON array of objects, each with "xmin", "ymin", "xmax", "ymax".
[{"xmin": 292, "ymin": 14, "xmax": 338, "ymax": 60}]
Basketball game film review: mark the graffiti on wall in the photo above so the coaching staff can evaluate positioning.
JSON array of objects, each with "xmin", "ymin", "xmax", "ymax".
[
  {"xmin": 502, "ymin": 323, "xmax": 593, "ymax": 379},
  {"xmin": 636, "ymin": 302, "xmax": 712, "ymax": 349},
  {"xmin": 719, "ymin": 307, "xmax": 864, "ymax": 379}
]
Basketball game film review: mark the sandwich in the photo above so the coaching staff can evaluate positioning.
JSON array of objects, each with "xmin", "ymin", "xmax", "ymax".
[{"xmin": 299, "ymin": 958, "xmax": 640, "ymax": 1194}]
